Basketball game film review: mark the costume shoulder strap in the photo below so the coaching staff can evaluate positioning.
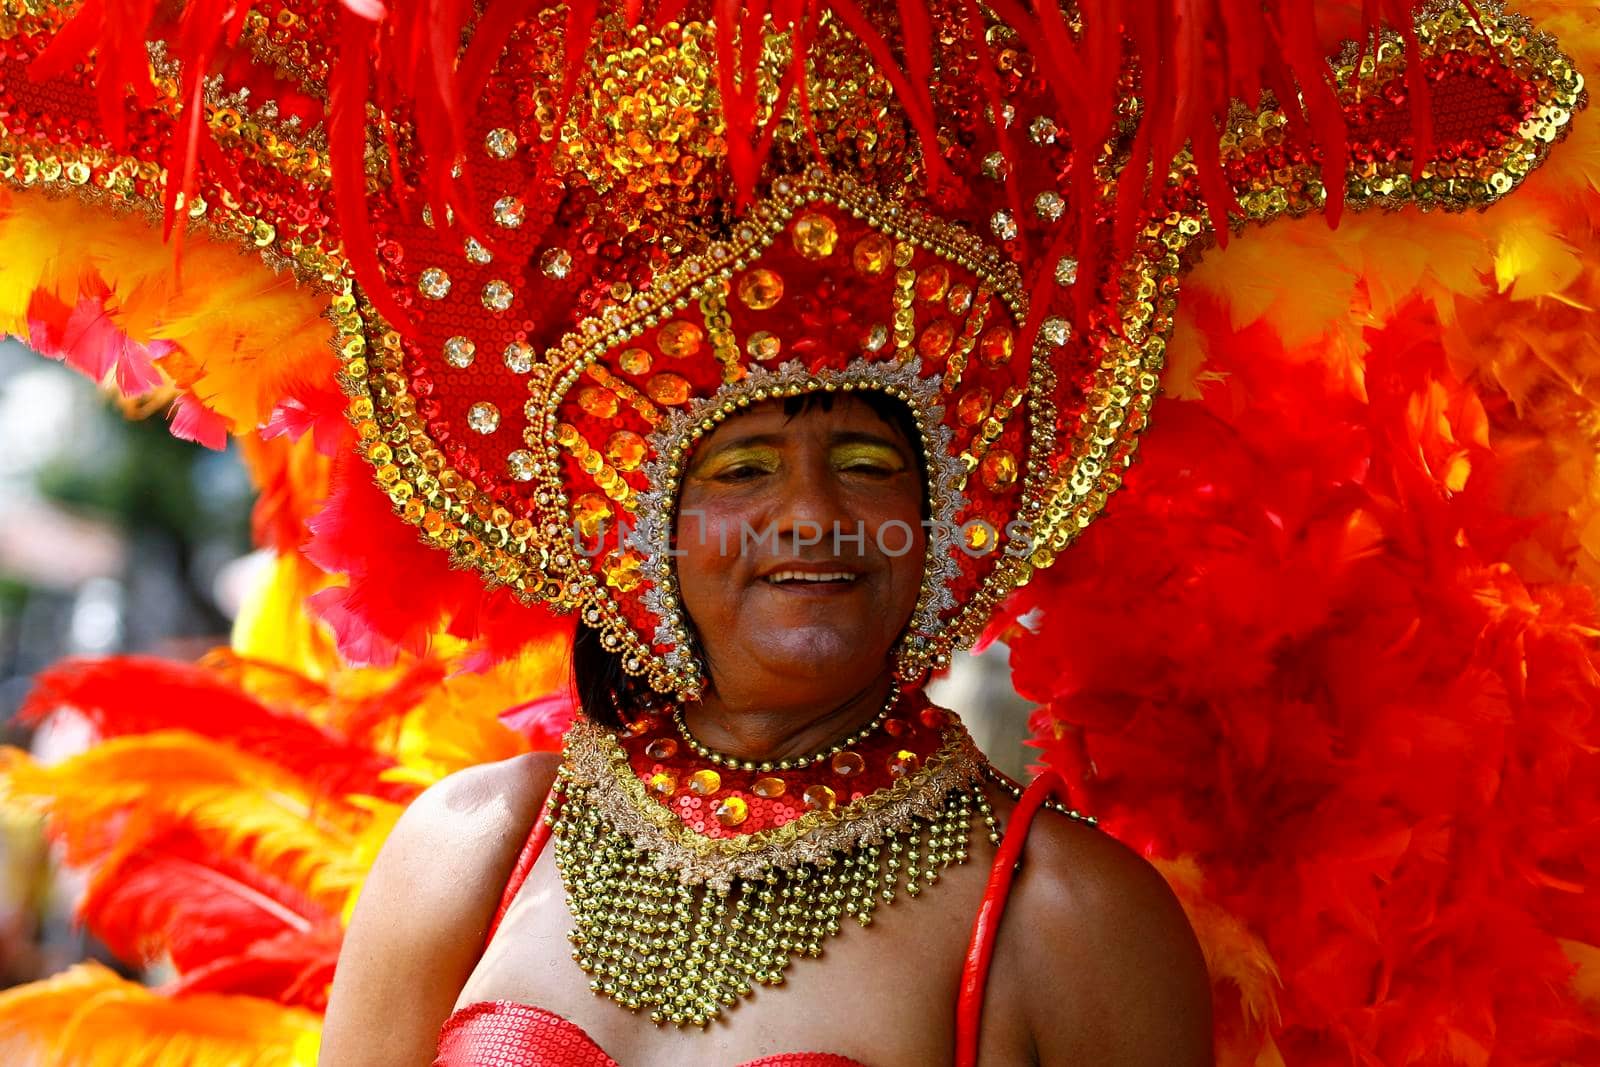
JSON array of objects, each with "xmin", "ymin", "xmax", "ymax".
[
  {"xmin": 483, "ymin": 788, "xmax": 560, "ymax": 949},
  {"xmin": 955, "ymin": 770, "xmax": 1069, "ymax": 1067}
]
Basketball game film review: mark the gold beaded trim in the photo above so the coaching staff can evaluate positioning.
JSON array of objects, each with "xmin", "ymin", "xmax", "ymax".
[
  {"xmin": 558, "ymin": 717, "xmax": 987, "ymax": 890},
  {"xmin": 551, "ymin": 769, "xmax": 998, "ymax": 1026}
]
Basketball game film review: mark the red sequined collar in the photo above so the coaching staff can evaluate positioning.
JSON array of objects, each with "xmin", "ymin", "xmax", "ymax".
[{"xmin": 616, "ymin": 690, "xmax": 951, "ymax": 840}]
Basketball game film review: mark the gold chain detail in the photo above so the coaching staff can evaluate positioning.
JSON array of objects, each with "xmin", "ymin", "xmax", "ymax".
[
  {"xmin": 670, "ymin": 688, "xmax": 902, "ymax": 772},
  {"xmin": 550, "ymin": 770, "xmax": 998, "ymax": 1026}
]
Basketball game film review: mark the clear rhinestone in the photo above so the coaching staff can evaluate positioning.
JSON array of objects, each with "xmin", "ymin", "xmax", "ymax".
[
  {"xmin": 981, "ymin": 151, "xmax": 1009, "ymax": 180},
  {"xmin": 482, "ymin": 280, "xmax": 514, "ymax": 312},
  {"xmin": 444, "ymin": 336, "xmax": 476, "ymax": 368},
  {"xmin": 421, "ymin": 205, "xmax": 435, "ymax": 228},
  {"xmin": 465, "ymin": 236, "xmax": 492, "ymax": 264},
  {"xmin": 467, "ymin": 402, "xmax": 501, "ymax": 434},
  {"xmin": 863, "ymin": 323, "xmax": 890, "ymax": 353},
  {"xmin": 493, "ymin": 196, "xmax": 524, "ymax": 228},
  {"xmin": 418, "ymin": 268, "xmax": 451, "ymax": 299},
  {"xmin": 1034, "ymin": 191, "xmax": 1065, "ymax": 222},
  {"xmin": 1056, "ymin": 257, "xmax": 1079, "ymax": 286},
  {"xmin": 1029, "ymin": 115, "xmax": 1058, "ymax": 145},
  {"xmin": 485, "ymin": 127, "xmax": 518, "ymax": 159},
  {"xmin": 507, "ymin": 449, "xmax": 536, "ymax": 481},
  {"xmin": 1041, "ymin": 316, "xmax": 1072, "ymax": 346},
  {"xmin": 504, "ymin": 341, "xmax": 534, "ymax": 374},
  {"xmin": 539, "ymin": 247, "xmax": 573, "ymax": 280},
  {"xmin": 991, "ymin": 210, "xmax": 1018, "ymax": 240}
]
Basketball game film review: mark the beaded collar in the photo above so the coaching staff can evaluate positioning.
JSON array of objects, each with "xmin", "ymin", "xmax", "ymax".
[{"xmin": 546, "ymin": 692, "xmax": 997, "ymax": 1025}]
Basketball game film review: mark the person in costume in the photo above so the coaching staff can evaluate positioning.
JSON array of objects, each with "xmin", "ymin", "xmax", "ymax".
[
  {"xmin": 0, "ymin": 1, "xmax": 1593, "ymax": 1065},
  {"xmin": 322, "ymin": 384, "xmax": 1214, "ymax": 1065}
]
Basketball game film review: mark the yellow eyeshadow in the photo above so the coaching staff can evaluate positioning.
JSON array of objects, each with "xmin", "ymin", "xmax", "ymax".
[
  {"xmin": 831, "ymin": 442, "xmax": 906, "ymax": 472},
  {"xmin": 696, "ymin": 444, "xmax": 782, "ymax": 479}
]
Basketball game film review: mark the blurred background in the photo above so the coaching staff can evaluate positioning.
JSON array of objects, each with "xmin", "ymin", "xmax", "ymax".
[{"xmin": 0, "ymin": 338, "xmax": 1032, "ymax": 995}]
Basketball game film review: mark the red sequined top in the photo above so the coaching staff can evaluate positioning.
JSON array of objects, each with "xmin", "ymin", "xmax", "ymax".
[{"xmin": 434, "ymin": 745, "xmax": 1067, "ymax": 1067}]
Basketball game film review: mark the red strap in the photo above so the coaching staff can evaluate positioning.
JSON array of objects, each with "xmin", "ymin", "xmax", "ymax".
[
  {"xmin": 483, "ymin": 789, "xmax": 560, "ymax": 947},
  {"xmin": 954, "ymin": 770, "xmax": 1066, "ymax": 1067}
]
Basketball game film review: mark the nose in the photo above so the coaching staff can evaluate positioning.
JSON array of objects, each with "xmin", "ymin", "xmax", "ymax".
[{"xmin": 769, "ymin": 450, "xmax": 853, "ymax": 554}]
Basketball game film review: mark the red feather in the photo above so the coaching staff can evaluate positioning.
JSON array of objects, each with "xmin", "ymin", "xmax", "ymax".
[
  {"xmin": 21, "ymin": 656, "xmax": 412, "ymax": 803},
  {"xmin": 79, "ymin": 828, "xmax": 332, "ymax": 978}
]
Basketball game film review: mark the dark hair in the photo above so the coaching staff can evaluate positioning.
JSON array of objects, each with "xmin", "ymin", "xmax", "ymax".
[{"xmin": 573, "ymin": 389, "xmax": 928, "ymax": 728}]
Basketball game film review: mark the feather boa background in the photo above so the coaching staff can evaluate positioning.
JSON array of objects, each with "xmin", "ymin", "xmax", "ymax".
[{"xmin": 2, "ymin": 4, "xmax": 1600, "ymax": 1066}]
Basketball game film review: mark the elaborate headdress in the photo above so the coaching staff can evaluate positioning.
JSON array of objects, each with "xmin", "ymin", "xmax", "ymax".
[
  {"xmin": 1, "ymin": 0, "xmax": 1598, "ymax": 1063},
  {"xmin": 1, "ymin": 0, "xmax": 1584, "ymax": 699}
]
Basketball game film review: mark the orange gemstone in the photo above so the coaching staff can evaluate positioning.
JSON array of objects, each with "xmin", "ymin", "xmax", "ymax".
[
  {"xmin": 792, "ymin": 212, "xmax": 839, "ymax": 259},
  {"xmin": 957, "ymin": 388, "xmax": 993, "ymax": 426},
  {"xmin": 888, "ymin": 750, "xmax": 921, "ymax": 778},
  {"xmin": 657, "ymin": 321, "xmax": 705, "ymax": 358},
  {"xmin": 915, "ymin": 265, "xmax": 950, "ymax": 303},
  {"xmin": 618, "ymin": 347, "xmax": 652, "ymax": 375},
  {"xmin": 751, "ymin": 776, "xmax": 787, "ymax": 798},
  {"xmin": 603, "ymin": 549, "xmax": 644, "ymax": 592},
  {"xmin": 647, "ymin": 373, "xmax": 691, "ymax": 405},
  {"xmin": 852, "ymin": 233, "xmax": 894, "ymax": 276},
  {"xmin": 647, "ymin": 772, "xmax": 677, "ymax": 798},
  {"xmin": 626, "ymin": 714, "xmax": 657, "ymax": 736},
  {"xmin": 980, "ymin": 448, "xmax": 1019, "ymax": 491},
  {"xmin": 572, "ymin": 493, "xmax": 611, "ymax": 537},
  {"xmin": 577, "ymin": 386, "xmax": 619, "ymax": 419},
  {"xmin": 714, "ymin": 796, "xmax": 749, "ymax": 828},
  {"xmin": 687, "ymin": 768, "xmax": 722, "ymax": 796},
  {"xmin": 964, "ymin": 521, "xmax": 994, "ymax": 552},
  {"xmin": 919, "ymin": 707, "xmax": 949, "ymax": 730},
  {"xmin": 606, "ymin": 430, "xmax": 647, "ymax": 471},
  {"xmin": 917, "ymin": 319, "xmax": 956, "ymax": 361},
  {"xmin": 736, "ymin": 268, "xmax": 785, "ymax": 310},
  {"xmin": 830, "ymin": 751, "xmax": 865, "ymax": 777},
  {"xmin": 747, "ymin": 331, "xmax": 782, "ymax": 361},
  {"xmin": 644, "ymin": 737, "xmax": 679, "ymax": 760},
  {"xmin": 803, "ymin": 784, "xmax": 838, "ymax": 811},
  {"xmin": 947, "ymin": 283, "xmax": 975, "ymax": 315},
  {"xmin": 883, "ymin": 718, "xmax": 908, "ymax": 738},
  {"xmin": 978, "ymin": 326, "xmax": 1015, "ymax": 367}
]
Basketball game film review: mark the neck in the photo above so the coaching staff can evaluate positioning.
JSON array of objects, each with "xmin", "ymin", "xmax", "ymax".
[{"xmin": 679, "ymin": 672, "xmax": 896, "ymax": 764}]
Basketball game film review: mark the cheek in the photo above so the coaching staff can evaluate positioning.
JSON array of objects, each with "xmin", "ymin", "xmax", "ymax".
[{"xmin": 673, "ymin": 499, "xmax": 748, "ymax": 620}]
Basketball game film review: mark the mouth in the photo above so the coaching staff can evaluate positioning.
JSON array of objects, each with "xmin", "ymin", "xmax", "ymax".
[{"xmin": 760, "ymin": 567, "xmax": 863, "ymax": 590}]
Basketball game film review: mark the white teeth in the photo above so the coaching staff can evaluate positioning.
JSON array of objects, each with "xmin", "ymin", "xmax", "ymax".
[{"xmin": 765, "ymin": 570, "xmax": 857, "ymax": 584}]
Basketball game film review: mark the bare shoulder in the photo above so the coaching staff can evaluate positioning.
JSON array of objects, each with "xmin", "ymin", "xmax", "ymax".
[
  {"xmin": 319, "ymin": 751, "xmax": 562, "ymax": 1067},
  {"xmin": 998, "ymin": 797, "xmax": 1213, "ymax": 1067}
]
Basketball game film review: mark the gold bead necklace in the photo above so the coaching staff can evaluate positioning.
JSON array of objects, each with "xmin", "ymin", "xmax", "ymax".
[{"xmin": 670, "ymin": 686, "xmax": 902, "ymax": 773}]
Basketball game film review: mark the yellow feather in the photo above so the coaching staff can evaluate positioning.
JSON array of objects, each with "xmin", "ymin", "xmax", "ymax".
[
  {"xmin": 0, "ymin": 962, "xmax": 320, "ymax": 1067},
  {"xmin": 0, "ymin": 735, "xmax": 366, "ymax": 910},
  {"xmin": 231, "ymin": 554, "xmax": 343, "ymax": 684}
]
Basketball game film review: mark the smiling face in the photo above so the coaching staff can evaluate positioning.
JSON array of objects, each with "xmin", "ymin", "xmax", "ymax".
[{"xmin": 673, "ymin": 392, "xmax": 928, "ymax": 708}]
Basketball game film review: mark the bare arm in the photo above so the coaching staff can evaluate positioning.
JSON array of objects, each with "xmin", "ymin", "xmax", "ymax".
[
  {"xmin": 318, "ymin": 752, "xmax": 560, "ymax": 1067},
  {"xmin": 1011, "ymin": 814, "xmax": 1214, "ymax": 1067}
]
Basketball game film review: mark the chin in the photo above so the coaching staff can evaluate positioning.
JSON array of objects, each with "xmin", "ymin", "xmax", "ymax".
[{"xmin": 751, "ymin": 630, "xmax": 887, "ymax": 685}]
